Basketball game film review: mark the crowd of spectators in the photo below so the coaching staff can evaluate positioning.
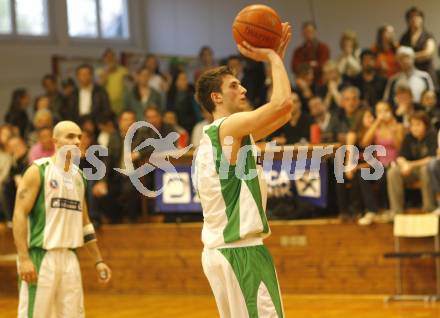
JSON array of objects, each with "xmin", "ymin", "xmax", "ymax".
[{"xmin": 1, "ymin": 6, "xmax": 440, "ymax": 226}]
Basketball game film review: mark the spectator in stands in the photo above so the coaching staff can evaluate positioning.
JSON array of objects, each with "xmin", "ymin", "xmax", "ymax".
[
  {"xmin": 394, "ymin": 85, "xmax": 422, "ymax": 128},
  {"xmin": 318, "ymin": 60, "xmax": 349, "ymax": 112},
  {"xmin": 143, "ymin": 53, "xmax": 169, "ymax": 94},
  {"xmin": 194, "ymin": 46, "xmax": 216, "ymax": 82},
  {"xmin": 291, "ymin": 21, "xmax": 330, "ymax": 85},
  {"xmin": 0, "ymin": 126, "xmax": 13, "ymax": 224},
  {"xmin": 79, "ymin": 129, "xmax": 101, "ymax": 226},
  {"xmin": 270, "ymin": 93, "xmax": 313, "ymax": 145},
  {"xmin": 28, "ymin": 127, "xmax": 54, "ymax": 163},
  {"xmin": 384, "ymin": 46, "xmax": 434, "ymax": 104},
  {"xmin": 352, "ymin": 49, "xmax": 387, "ymax": 108},
  {"xmin": 5, "ymin": 88, "xmax": 31, "ymax": 138},
  {"xmin": 96, "ymin": 112, "xmax": 117, "ymax": 148},
  {"xmin": 143, "ymin": 105, "xmax": 176, "ymax": 141},
  {"xmin": 65, "ymin": 64, "xmax": 111, "ymax": 124},
  {"xmin": 163, "ymin": 111, "xmax": 189, "ymax": 148},
  {"xmin": 97, "ymin": 48, "xmax": 129, "ymax": 115},
  {"xmin": 293, "ymin": 63, "xmax": 317, "ymax": 113},
  {"xmin": 332, "ymin": 86, "xmax": 363, "ymax": 144},
  {"xmin": 400, "ymin": 7, "xmax": 438, "ymax": 88},
  {"xmin": 384, "ymin": 111, "xmax": 436, "ymax": 222},
  {"xmin": 420, "ymin": 89, "xmax": 440, "ymax": 130},
  {"xmin": 337, "ymin": 31, "xmax": 361, "ymax": 81},
  {"xmin": 373, "ymin": 25, "xmax": 400, "ymax": 78},
  {"xmin": 356, "ymin": 101, "xmax": 405, "ymax": 225},
  {"xmin": 428, "ymin": 128, "xmax": 440, "ymax": 214},
  {"xmin": 227, "ymin": 55, "xmax": 267, "ymax": 108},
  {"xmin": 124, "ymin": 66, "xmax": 162, "ymax": 120},
  {"xmin": 28, "ymin": 109, "xmax": 54, "ymax": 146},
  {"xmin": 344, "ymin": 108, "xmax": 379, "ymax": 223},
  {"xmin": 166, "ymin": 70, "xmax": 200, "ymax": 134},
  {"xmin": 191, "ymin": 107, "xmax": 213, "ymax": 148},
  {"xmin": 3, "ymin": 136, "xmax": 28, "ymax": 223},
  {"xmin": 34, "ymin": 95, "xmax": 50, "ymax": 111},
  {"xmin": 78, "ymin": 114, "xmax": 97, "ymax": 136},
  {"xmin": 308, "ymin": 96, "xmax": 338, "ymax": 143},
  {"xmin": 94, "ymin": 110, "xmax": 143, "ymax": 223},
  {"xmin": 41, "ymin": 74, "xmax": 65, "ymax": 121},
  {"xmin": 61, "ymin": 77, "xmax": 76, "ymax": 99}
]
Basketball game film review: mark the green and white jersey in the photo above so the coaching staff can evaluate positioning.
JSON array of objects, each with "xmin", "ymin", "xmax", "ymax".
[
  {"xmin": 28, "ymin": 157, "xmax": 86, "ymax": 250},
  {"xmin": 194, "ymin": 118, "xmax": 270, "ymax": 249}
]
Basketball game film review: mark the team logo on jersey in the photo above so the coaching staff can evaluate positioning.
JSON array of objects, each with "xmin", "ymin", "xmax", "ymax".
[{"xmin": 49, "ymin": 179, "xmax": 58, "ymax": 189}]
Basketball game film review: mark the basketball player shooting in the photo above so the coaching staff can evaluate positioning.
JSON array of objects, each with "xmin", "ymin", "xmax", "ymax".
[
  {"xmin": 12, "ymin": 121, "xmax": 111, "ymax": 318},
  {"xmin": 193, "ymin": 20, "xmax": 292, "ymax": 318}
]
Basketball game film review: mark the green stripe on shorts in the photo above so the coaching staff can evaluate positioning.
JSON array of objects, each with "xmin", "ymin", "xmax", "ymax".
[
  {"xmin": 24, "ymin": 248, "xmax": 46, "ymax": 318},
  {"xmin": 219, "ymin": 245, "xmax": 283, "ymax": 318}
]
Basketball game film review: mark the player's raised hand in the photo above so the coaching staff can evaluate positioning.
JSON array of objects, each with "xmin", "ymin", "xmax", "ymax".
[
  {"xmin": 237, "ymin": 41, "xmax": 276, "ymax": 62},
  {"xmin": 276, "ymin": 22, "xmax": 292, "ymax": 59},
  {"xmin": 18, "ymin": 256, "xmax": 37, "ymax": 284},
  {"xmin": 96, "ymin": 262, "xmax": 112, "ymax": 284}
]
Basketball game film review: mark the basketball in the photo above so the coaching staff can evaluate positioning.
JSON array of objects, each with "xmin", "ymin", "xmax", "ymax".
[{"xmin": 232, "ymin": 4, "xmax": 282, "ymax": 50}]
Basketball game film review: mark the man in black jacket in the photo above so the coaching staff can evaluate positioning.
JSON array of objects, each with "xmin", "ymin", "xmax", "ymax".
[{"xmin": 65, "ymin": 64, "xmax": 111, "ymax": 124}]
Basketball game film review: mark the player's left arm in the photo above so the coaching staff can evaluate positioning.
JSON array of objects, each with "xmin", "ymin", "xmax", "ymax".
[{"xmin": 82, "ymin": 200, "xmax": 112, "ymax": 284}]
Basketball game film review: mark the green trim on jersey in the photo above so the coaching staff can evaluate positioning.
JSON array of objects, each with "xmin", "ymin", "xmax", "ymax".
[
  {"xmin": 219, "ymin": 245, "xmax": 283, "ymax": 318},
  {"xmin": 29, "ymin": 162, "xmax": 49, "ymax": 248},
  {"xmin": 205, "ymin": 121, "xmax": 269, "ymax": 243}
]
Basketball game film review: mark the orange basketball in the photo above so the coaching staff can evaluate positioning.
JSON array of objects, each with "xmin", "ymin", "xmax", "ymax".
[{"xmin": 232, "ymin": 4, "xmax": 282, "ymax": 50}]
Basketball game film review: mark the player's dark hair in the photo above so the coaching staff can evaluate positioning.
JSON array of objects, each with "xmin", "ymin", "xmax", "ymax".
[{"xmin": 195, "ymin": 66, "xmax": 234, "ymax": 114}]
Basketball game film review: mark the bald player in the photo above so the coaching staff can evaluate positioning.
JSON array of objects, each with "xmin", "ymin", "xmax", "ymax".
[{"xmin": 13, "ymin": 121, "xmax": 111, "ymax": 318}]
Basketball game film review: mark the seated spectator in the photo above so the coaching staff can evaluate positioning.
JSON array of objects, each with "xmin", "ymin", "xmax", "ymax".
[
  {"xmin": 394, "ymin": 85, "xmax": 422, "ymax": 128},
  {"xmin": 372, "ymin": 25, "xmax": 400, "ymax": 78},
  {"xmin": 356, "ymin": 101, "xmax": 405, "ymax": 225},
  {"xmin": 352, "ymin": 49, "xmax": 387, "ymax": 108},
  {"xmin": 318, "ymin": 60, "xmax": 349, "ymax": 112},
  {"xmin": 343, "ymin": 108, "xmax": 379, "ymax": 222},
  {"xmin": 163, "ymin": 111, "xmax": 189, "ymax": 148},
  {"xmin": 166, "ymin": 70, "xmax": 200, "ymax": 134},
  {"xmin": 270, "ymin": 93, "xmax": 313, "ymax": 145},
  {"xmin": 0, "ymin": 126, "xmax": 13, "ymax": 224},
  {"xmin": 78, "ymin": 114, "xmax": 97, "ymax": 136},
  {"xmin": 428, "ymin": 129, "xmax": 440, "ymax": 214},
  {"xmin": 28, "ymin": 127, "xmax": 55, "ymax": 163},
  {"xmin": 143, "ymin": 53, "xmax": 169, "ymax": 94},
  {"xmin": 384, "ymin": 46, "xmax": 434, "ymax": 104},
  {"xmin": 337, "ymin": 31, "xmax": 361, "ymax": 81},
  {"xmin": 28, "ymin": 109, "xmax": 54, "ymax": 146},
  {"xmin": 308, "ymin": 96, "xmax": 338, "ymax": 143},
  {"xmin": 97, "ymin": 48, "xmax": 129, "ymax": 115},
  {"xmin": 41, "ymin": 74, "xmax": 65, "ymax": 122},
  {"xmin": 400, "ymin": 6, "xmax": 438, "ymax": 88},
  {"xmin": 331, "ymin": 86, "xmax": 363, "ymax": 143},
  {"xmin": 124, "ymin": 66, "xmax": 162, "ymax": 120},
  {"xmin": 191, "ymin": 107, "xmax": 213, "ymax": 148},
  {"xmin": 3, "ymin": 136, "xmax": 28, "ymax": 223},
  {"xmin": 143, "ymin": 105, "xmax": 176, "ymax": 141},
  {"xmin": 420, "ymin": 89, "xmax": 440, "ymax": 130},
  {"xmin": 291, "ymin": 21, "xmax": 330, "ymax": 85},
  {"xmin": 93, "ymin": 110, "xmax": 144, "ymax": 223},
  {"xmin": 34, "ymin": 95, "xmax": 50, "ymax": 111},
  {"xmin": 97, "ymin": 112, "xmax": 117, "ymax": 148},
  {"xmin": 384, "ymin": 111, "xmax": 436, "ymax": 222},
  {"xmin": 194, "ymin": 46, "xmax": 217, "ymax": 82},
  {"xmin": 5, "ymin": 88, "xmax": 31, "ymax": 138},
  {"xmin": 61, "ymin": 77, "xmax": 77, "ymax": 99},
  {"xmin": 293, "ymin": 63, "xmax": 317, "ymax": 113}
]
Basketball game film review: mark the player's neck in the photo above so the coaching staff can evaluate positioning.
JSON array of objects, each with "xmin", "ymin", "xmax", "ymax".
[{"xmin": 212, "ymin": 107, "xmax": 232, "ymax": 121}]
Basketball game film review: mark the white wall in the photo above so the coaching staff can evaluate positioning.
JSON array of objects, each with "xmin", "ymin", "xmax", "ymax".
[{"xmin": 1, "ymin": 0, "xmax": 439, "ymax": 123}]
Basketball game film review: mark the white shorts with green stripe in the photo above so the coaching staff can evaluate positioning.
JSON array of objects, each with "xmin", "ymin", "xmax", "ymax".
[
  {"xmin": 17, "ymin": 248, "xmax": 85, "ymax": 318},
  {"xmin": 202, "ymin": 243, "xmax": 284, "ymax": 318}
]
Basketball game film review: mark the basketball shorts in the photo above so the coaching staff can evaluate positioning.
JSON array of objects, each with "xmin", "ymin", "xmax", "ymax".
[
  {"xmin": 17, "ymin": 248, "xmax": 85, "ymax": 318},
  {"xmin": 202, "ymin": 244, "xmax": 284, "ymax": 318}
]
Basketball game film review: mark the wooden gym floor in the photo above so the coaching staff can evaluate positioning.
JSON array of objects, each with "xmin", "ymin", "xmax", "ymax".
[{"xmin": 1, "ymin": 294, "xmax": 440, "ymax": 318}]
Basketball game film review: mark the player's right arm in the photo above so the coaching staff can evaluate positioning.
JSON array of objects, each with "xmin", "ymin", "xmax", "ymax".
[
  {"xmin": 12, "ymin": 165, "xmax": 41, "ymax": 283},
  {"xmin": 221, "ymin": 23, "xmax": 293, "ymax": 141}
]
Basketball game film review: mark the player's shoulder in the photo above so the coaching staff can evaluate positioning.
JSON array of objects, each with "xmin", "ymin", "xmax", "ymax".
[{"xmin": 33, "ymin": 157, "xmax": 51, "ymax": 166}]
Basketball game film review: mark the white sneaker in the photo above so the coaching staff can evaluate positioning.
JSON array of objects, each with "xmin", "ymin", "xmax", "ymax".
[
  {"xmin": 358, "ymin": 212, "xmax": 376, "ymax": 226},
  {"xmin": 375, "ymin": 210, "xmax": 396, "ymax": 223}
]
